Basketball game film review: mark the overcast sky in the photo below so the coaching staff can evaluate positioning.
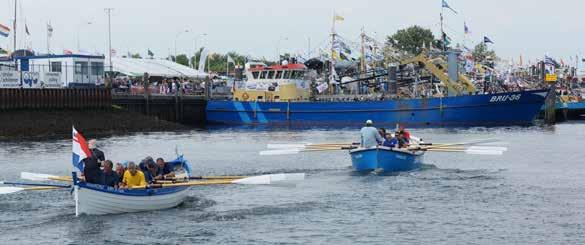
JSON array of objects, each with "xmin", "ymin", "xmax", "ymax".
[{"xmin": 1, "ymin": 0, "xmax": 583, "ymax": 63}]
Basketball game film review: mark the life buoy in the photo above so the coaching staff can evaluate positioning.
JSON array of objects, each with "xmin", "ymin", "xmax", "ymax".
[{"xmin": 242, "ymin": 92, "xmax": 250, "ymax": 100}]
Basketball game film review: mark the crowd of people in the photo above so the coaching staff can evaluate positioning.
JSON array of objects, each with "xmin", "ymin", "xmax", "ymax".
[
  {"xmin": 82, "ymin": 140, "xmax": 177, "ymax": 189},
  {"xmin": 111, "ymin": 76, "xmax": 204, "ymax": 95},
  {"xmin": 359, "ymin": 120, "xmax": 410, "ymax": 149}
]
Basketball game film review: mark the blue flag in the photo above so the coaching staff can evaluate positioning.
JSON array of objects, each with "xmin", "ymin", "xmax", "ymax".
[
  {"xmin": 484, "ymin": 36, "xmax": 494, "ymax": 44},
  {"xmin": 442, "ymin": 0, "xmax": 458, "ymax": 14}
]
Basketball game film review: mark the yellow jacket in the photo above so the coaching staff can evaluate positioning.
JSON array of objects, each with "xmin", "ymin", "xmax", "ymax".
[{"xmin": 123, "ymin": 170, "xmax": 146, "ymax": 188}]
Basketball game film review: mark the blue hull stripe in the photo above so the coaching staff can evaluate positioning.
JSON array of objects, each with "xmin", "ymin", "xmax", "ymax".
[
  {"xmin": 253, "ymin": 102, "xmax": 268, "ymax": 123},
  {"xmin": 233, "ymin": 101, "xmax": 252, "ymax": 124}
]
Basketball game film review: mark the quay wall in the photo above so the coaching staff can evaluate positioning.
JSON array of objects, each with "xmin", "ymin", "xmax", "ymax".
[{"xmin": 0, "ymin": 89, "xmax": 203, "ymax": 140}]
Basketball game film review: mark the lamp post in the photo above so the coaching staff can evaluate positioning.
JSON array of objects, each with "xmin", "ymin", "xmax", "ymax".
[
  {"xmin": 193, "ymin": 33, "xmax": 207, "ymax": 69},
  {"xmin": 174, "ymin": 29, "xmax": 190, "ymax": 62},
  {"xmin": 276, "ymin": 37, "xmax": 288, "ymax": 62}
]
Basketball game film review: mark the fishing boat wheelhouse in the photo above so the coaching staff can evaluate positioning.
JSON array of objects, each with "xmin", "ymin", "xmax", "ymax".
[{"xmin": 233, "ymin": 61, "xmax": 310, "ymax": 102}]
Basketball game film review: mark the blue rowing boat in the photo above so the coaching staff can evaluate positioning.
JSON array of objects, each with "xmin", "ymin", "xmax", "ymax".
[{"xmin": 349, "ymin": 147, "xmax": 424, "ymax": 172}]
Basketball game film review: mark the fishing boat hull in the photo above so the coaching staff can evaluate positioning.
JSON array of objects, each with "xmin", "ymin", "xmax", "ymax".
[
  {"xmin": 349, "ymin": 147, "xmax": 423, "ymax": 172},
  {"xmin": 206, "ymin": 89, "xmax": 550, "ymax": 127},
  {"xmin": 73, "ymin": 182, "xmax": 189, "ymax": 216}
]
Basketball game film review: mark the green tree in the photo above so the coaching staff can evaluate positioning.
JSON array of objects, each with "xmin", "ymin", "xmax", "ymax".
[
  {"xmin": 472, "ymin": 43, "xmax": 497, "ymax": 63},
  {"xmin": 131, "ymin": 53, "xmax": 142, "ymax": 59},
  {"xmin": 175, "ymin": 54, "xmax": 189, "ymax": 66},
  {"xmin": 386, "ymin": 25, "xmax": 435, "ymax": 55}
]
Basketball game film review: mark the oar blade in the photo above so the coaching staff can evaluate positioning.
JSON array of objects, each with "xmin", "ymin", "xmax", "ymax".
[
  {"xmin": 467, "ymin": 146, "xmax": 508, "ymax": 152},
  {"xmin": 20, "ymin": 172, "xmax": 57, "ymax": 181},
  {"xmin": 0, "ymin": 187, "xmax": 25, "ymax": 195},
  {"xmin": 464, "ymin": 149, "xmax": 504, "ymax": 155},
  {"xmin": 259, "ymin": 149, "xmax": 301, "ymax": 156},
  {"xmin": 232, "ymin": 173, "xmax": 306, "ymax": 185},
  {"xmin": 266, "ymin": 144, "xmax": 307, "ymax": 149}
]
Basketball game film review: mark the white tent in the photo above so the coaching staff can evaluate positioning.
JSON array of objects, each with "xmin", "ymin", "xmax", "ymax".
[{"xmin": 105, "ymin": 57, "xmax": 208, "ymax": 79}]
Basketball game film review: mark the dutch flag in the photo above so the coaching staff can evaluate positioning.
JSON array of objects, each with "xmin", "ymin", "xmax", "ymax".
[
  {"xmin": 72, "ymin": 127, "xmax": 92, "ymax": 172},
  {"xmin": 0, "ymin": 23, "xmax": 11, "ymax": 38}
]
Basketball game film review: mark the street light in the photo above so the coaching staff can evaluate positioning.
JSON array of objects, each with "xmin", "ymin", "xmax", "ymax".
[
  {"xmin": 174, "ymin": 29, "xmax": 190, "ymax": 62},
  {"xmin": 276, "ymin": 37, "xmax": 288, "ymax": 62},
  {"xmin": 193, "ymin": 33, "xmax": 207, "ymax": 68}
]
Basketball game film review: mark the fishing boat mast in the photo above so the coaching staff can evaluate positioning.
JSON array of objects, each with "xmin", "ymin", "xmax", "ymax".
[
  {"xmin": 13, "ymin": 0, "xmax": 17, "ymax": 68},
  {"xmin": 329, "ymin": 13, "xmax": 336, "ymax": 95}
]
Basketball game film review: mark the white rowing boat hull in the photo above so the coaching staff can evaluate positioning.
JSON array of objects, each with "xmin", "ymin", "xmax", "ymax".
[{"xmin": 74, "ymin": 184, "xmax": 189, "ymax": 216}]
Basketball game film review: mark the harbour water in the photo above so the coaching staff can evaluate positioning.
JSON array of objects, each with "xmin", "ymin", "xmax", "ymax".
[{"xmin": 1, "ymin": 123, "xmax": 585, "ymax": 244}]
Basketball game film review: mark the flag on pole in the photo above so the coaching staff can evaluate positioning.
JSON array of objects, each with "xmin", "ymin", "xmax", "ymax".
[
  {"xmin": 484, "ymin": 36, "xmax": 494, "ymax": 44},
  {"xmin": 464, "ymin": 22, "xmax": 470, "ymax": 35},
  {"xmin": 147, "ymin": 49, "xmax": 154, "ymax": 57},
  {"xmin": 198, "ymin": 48, "xmax": 209, "ymax": 72},
  {"xmin": 334, "ymin": 14, "xmax": 344, "ymax": 22},
  {"xmin": 25, "ymin": 24, "xmax": 30, "ymax": 36},
  {"xmin": 227, "ymin": 55, "xmax": 235, "ymax": 64},
  {"xmin": 110, "ymin": 48, "xmax": 117, "ymax": 57},
  {"xmin": 72, "ymin": 127, "xmax": 92, "ymax": 172},
  {"xmin": 442, "ymin": 0, "xmax": 458, "ymax": 14},
  {"xmin": 0, "ymin": 23, "xmax": 10, "ymax": 37}
]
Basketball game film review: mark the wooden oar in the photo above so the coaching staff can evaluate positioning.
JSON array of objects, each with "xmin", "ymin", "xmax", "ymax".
[
  {"xmin": 0, "ymin": 181, "xmax": 71, "ymax": 188},
  {"xmin": 0, "ymin": 186, "xmax": 66, "ymax": 195},
  {"xmin": 267, "ymin": 143, "xmax": 357, "ymax": 150},
  {"xmin": 426, "ymin": 148, "xmax": 504, "ymax": 155},
  {"xmin": 21, "ymin": 172, "xmax": 249, "ymax": 183},
  {"xmin": 130, "ymin": 173, "xmax": 306, "ymax": 189},
  {"xmin": 259, "ymin": 147, "xmax": 355, "ymax": 156},
  {"xmin": 423, "ymin": 138, "xmax": 499, "ymax": 150}
]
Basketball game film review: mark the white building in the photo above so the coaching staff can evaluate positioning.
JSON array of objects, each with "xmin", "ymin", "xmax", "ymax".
[{"xmin": 15, "ymin": 54, "xmax": 105, "ymax": 87}]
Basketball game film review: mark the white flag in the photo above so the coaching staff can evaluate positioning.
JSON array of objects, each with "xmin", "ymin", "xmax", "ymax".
[
  {"xmin": 227, "ymin": 55, "xmax": 235, "ymax": 64},
  {"xmin": 198, "ymin": 48, "xmax": 208, "ymax": 73},
  {"xmin": 316, "ymin": 82, "xmax": 328, "ymax": 93}
]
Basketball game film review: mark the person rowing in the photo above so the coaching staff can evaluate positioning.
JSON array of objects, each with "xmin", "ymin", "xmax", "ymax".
[
  {"xmin": 155, "ymin": 158, "xmax": 175, "ymax": 180},
  {"xmin": 121, "ymin": 162, "xmax": 146, "ymax": 188},
  {"xmin": 398, "ymin": 125, "xmax": 411, "ymax": 144},
  {"xmin": 144, "ymin": 161, "xmax": 159, "ymax": 184},
  {"xmin": 378, "ymin": 128, "xmax": 398, "ymax": 148},
  {"xmin": 360, "ymin": 120, "xmax": 384, "ymax": 148},
  {"xmin": 101, "ymin": 160, "xmax": 119, "ymax": 188}
]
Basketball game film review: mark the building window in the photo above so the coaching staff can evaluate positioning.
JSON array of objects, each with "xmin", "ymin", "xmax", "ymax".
[
  {"xmin": 275, "ymin": 71, "xmax": 283, "ymax": 79},
  {"xmin": 252, "ymin": 71, "xmax": 259, "ymax": 79},
  {"xmin": 75, "ymin": 62, "xmax": 88, "ymax": 75},
  {"xmin": 259, "ymin": 71, "xmax": 267, "ymax": 79},
  {"xmin": 50, "ymin": 62, "xmax": 62, "ymax": 72},
  {"xmin": 267, "ymin": 71, "xmax": 275, "ymax": 79},
  {"xmin": 282, "ymin": 70, "xmax": 290, "ymax": 79},
  {"xmin": 91, "ymin": 62, "xmax": 104, "ymax": 76}
]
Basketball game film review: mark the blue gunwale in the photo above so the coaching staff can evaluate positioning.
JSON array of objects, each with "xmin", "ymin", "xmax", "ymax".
[{"xmin": 76, "ymin": 182, "xmax": 189, "ymax": 197}]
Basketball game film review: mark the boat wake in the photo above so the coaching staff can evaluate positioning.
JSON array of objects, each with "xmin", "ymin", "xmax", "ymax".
[{"xmin": 187, "ymin": 201, "xmax": 320, "ymax": 223}]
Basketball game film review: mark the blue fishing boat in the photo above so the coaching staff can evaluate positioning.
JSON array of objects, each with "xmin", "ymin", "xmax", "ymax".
[
  {"xmin": 207, "ymin": 89, "xmax": 550, "ymax": 127},
  {"xmin": 349, "ymin": 147, "xmax": 424, "ymax": 172}
]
